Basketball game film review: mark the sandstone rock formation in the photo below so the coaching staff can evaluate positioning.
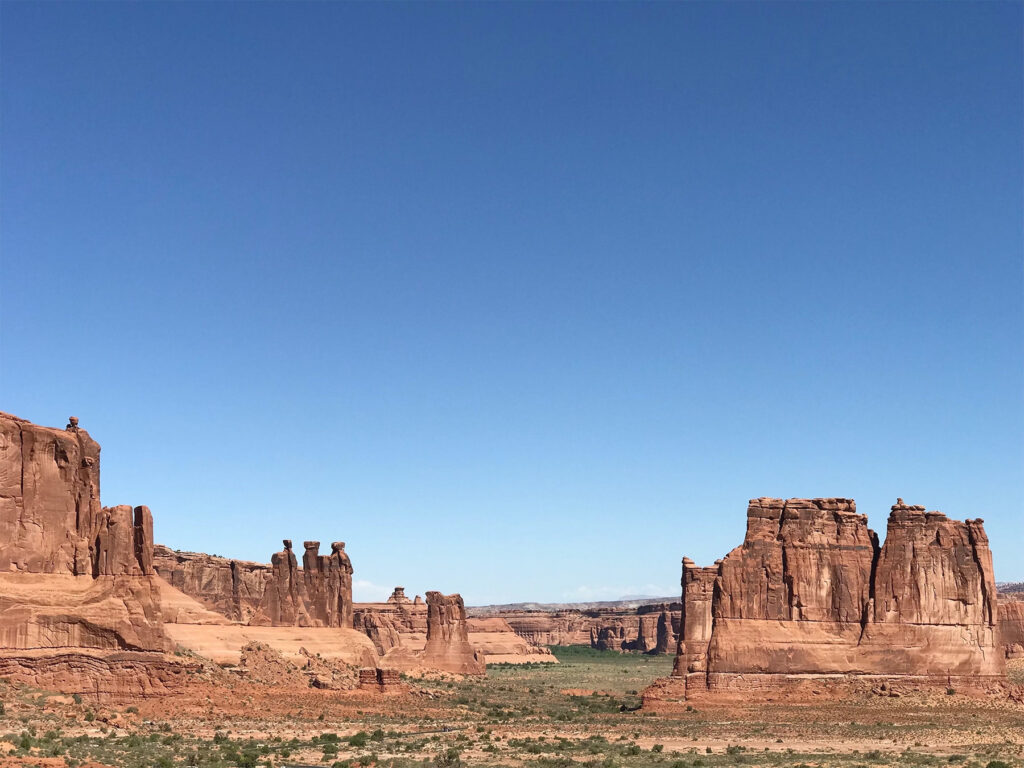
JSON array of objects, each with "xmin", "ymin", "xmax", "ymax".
[
  {"xmin": 646, "ymin": 498, "xmax": 1007, "ymax": 705},
  {"xmin": 301, "ymin": 541, "xmax": 354, "ymax": 628},
  {"xmin": 420, "ymin": 592, "xmax": 486, "ymax": 675},
  {"xmin": 249, "ymin": 539, "xmax": 354, "ymax": 629},
  {"xmin": 354, "ymin": 609, "xmax": 405, "ymax": 654},
  {"xmin": 152, "ymin": 545, "xmax": 269, "ymax": 623},
  {"xmin": 251, "ymin": 540, "xmax": 312, "ymax": 627},
  {"xmin": 0, "ymin": 412, "xmax": 176, "ymax": 697},
  {"xmin": 380, "ymin": 592, "xmax": 486, "ymax": 675},
  {"xmin": 474, "ymin": 604, "xmax": 680, "ymax": 654},
  {"xmin": 358, "ymin": 667, "xmax": 404, "ymax": 693},
  {"xmin": 465, "ymin": 617, "xmax": 555, "ymax": 662},
  {"xmin": 999, "ymin": 597, "xmax": 1024, "ymax": 659}
]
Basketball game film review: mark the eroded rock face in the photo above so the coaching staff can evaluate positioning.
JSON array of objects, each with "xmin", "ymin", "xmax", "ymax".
[
  {"xmin": 251, "ymin": 540, "xmax": 311, "ymax": 627},
  {"xmin": 648, "ymin": 498, "xmax": 1007, "ymax": 705},
  {"xmin": 250, "ymin": 540, "xmax": 354, "ymax": 629},
  {"xmin": 301, "ymin": 541, "xmax": 353, "ymax": 629},
  {"xmin": 0, "ymin": 413, "xmax": 175, "ymax": 696},
  {"xmin": 1, "ymin": 413, "xmax": 101, "ymax": 575},
  {"xmin": 483, "ymin": 605, "xmax": 680, "ymax": 653},
  {"xmin": 421, "ymin": 592, "xmax": 485, "ymax": 674},
  {"xmin": 998, "ymin": 597, "xmax": 1024, "ymax": 659},
  {"xmin": 152, "ymin": 546, "xmax": 269, "ymax": 623}
]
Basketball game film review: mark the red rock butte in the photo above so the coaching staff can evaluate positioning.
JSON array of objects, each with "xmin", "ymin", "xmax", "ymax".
[
  {"xmin": 644, "ymin": 497, "xmax": 1010, "ymax": 706},
  {"xmin": 0, "ymin": 412, "xmax": 186, "ymax": 697}
]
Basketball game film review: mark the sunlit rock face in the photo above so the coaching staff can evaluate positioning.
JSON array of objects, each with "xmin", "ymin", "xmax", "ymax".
[
  {"xmin": 0, "ymin": 412, "xmax": 177, "ymax": 697},
  {"xmin": 646, "ymin": 497, "xmax": 1006, "ymax": 705}
]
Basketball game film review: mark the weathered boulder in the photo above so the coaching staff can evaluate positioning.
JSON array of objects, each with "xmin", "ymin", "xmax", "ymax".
[{"xmin": 646, "ymin": 498, "xmax": 1007, "ymax": 706}]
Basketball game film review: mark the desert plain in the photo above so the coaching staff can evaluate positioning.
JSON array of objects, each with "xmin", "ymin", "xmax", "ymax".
[{"xmin": 1, "ymin": 412, "xmax": 1022, "ymax": 768}]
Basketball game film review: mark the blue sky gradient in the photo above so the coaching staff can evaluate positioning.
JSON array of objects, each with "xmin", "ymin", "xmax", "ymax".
[{"xmin": 2, "ymin": 2, "xmax": 1021, "ymax": 603}]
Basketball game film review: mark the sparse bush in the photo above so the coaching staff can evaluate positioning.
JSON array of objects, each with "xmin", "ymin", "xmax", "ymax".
[
  {"xmin": 347, "ymin": 731, "xmax": 369, "ymax": 748},
  {"xmin": 434, "ymin": 747, "xmax": 461, "ymax": 768}
]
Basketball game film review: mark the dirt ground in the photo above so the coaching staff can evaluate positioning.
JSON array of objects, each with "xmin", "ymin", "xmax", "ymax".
[{"xmin": 0, "ymin": 648, "xmax": 1021, "ymax": 768}]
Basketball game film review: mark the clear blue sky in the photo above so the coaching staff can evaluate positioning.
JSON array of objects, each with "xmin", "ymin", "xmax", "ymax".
[{"xmin": 2, "ymin": 2, "xmax": 1021, "ymax": 603}]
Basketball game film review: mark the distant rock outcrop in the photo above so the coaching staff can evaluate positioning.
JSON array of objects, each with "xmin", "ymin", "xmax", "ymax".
[
  {"xmin": 473, "ymin": 603, "xmax": 680, "ymax": 654},
  {"xmin": 999, "ymin": 597, "xmax": 1024, "ymax": 659},
  {"xmin": 645, "ymin": 498, "xmax": 1008, "ymax": 706}
]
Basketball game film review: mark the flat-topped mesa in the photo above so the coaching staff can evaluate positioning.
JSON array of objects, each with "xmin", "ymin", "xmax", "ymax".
[
  {"xmin": 421, "ymin": 592, "xmax": 485, "ymax": 675},
  {"xmin": 715, "ymin": 497, "xmax": 876, "ymax": 623},
  {"xmin": 645, "ymin": 497, "xmax": 1007, "ymax": 706},
  {"xmin": 873, "ymin": 501, "xmax": 996, "ymax": 627}
]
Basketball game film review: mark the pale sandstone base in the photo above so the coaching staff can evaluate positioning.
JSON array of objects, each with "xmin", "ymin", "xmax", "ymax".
[
  {"xmin": 163, "ymin": 623, "xmax": 379, "ymax": 668},
  {"xmin": 708, "ymin": 618, "xmax": 1004, "ymax": 677},
  {"xmin": 0, "ymin": 573, "xmax": 169, "ymax": 651},
  {"xmin": 0, "ymin": 649, "xmax": 194, "ymax": 699},
  {"xmin": 642, "ymin": 671, "xmax": 1013, "ymax": 709}
]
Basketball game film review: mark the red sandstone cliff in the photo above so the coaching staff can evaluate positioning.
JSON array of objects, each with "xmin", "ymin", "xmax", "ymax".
[
  {"xmin": 0, "ymin": 413, "xmax": 177, "ymax": 697},
  {"xmin": 472, "ymin": 604, "xmax": 680, "ymax": 654},
  {"xmin": 647, "ymin": 497, "xmax": 1007, "ymax": 705},
  {"xmin": 1000, "ymin": 597, "xmax": 1024, "ymax": 659},
  {"xmin": 152, "ymin": 545, "xmax": 269, "ymax": 623}
]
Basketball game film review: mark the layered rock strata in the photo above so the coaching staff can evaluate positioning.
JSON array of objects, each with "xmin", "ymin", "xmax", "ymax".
[
  {"xmin": 380, "ymin": 592, "xmax": 486, "ymax": 675},
  {"xmin": 646, "ymin": 498, "xmax": 1007, "ymax": 704},
  {"xmin": 1000, "ymin": 597, "xmax": 1024, "ymax": 659},
  {"xmin": 474, "ymin": 604, "xmax": 680, "ymax": 654},
  {"xmin": 0, "ymin": 412, "xmax": 176, "ymax": 696},
  {"xmin": 420, "ymin": 592, "xmax": 486, "ymax": 675},
  {"xmin": 152, "ymin": 546, "xmax": 269, "ymax": 623},
  {"xmin": 250, "ymin": 540, "xmax": 354, "ymax": 629}
]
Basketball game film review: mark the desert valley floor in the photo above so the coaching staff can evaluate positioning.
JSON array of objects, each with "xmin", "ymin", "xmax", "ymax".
[{"xmin": 1, "ymin": 648, "xmax": 1022, "ymax": 768}]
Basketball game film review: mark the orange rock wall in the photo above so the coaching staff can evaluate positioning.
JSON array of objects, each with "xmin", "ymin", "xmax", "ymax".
[{"xmin": 658, "ymin": 498, "xmax": 1006, "ymax": 702}]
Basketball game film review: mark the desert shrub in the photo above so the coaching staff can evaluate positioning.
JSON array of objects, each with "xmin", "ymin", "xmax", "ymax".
[
  {"xmin": 434, "ymin": 747, "xmax": 461, "ymax": 768},
  {"xmin": 348, "ymin": 731, "xmax": 369, "ymax": 747}
]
